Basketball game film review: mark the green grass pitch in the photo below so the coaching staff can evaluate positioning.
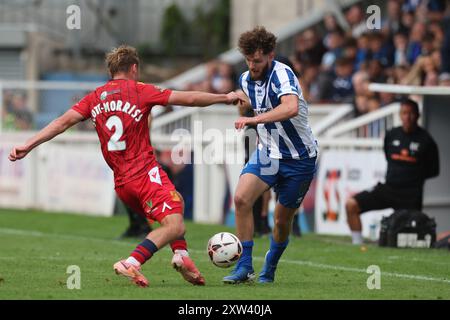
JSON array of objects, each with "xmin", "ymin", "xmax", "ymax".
[{"xmin": 0, "ymin": 208, "xmax": 448, "ymax": 300}]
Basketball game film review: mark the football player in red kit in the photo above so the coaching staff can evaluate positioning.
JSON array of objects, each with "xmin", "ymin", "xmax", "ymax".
[{"xmin": 8, "ymin": 45, "xmax": 240, "ymax": 287}]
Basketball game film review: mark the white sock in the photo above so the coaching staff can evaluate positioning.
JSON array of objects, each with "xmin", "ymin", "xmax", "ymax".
[
  {"xmin": 351, "ymin": 231, "xmax": 363, "ymax": 245},
  {"xmin": 174, "ymin": 249, "xmax": 189, "ymax": 257},
  {"xmin": 126, "ymin": 256, "xmax": 141, "ymax": 267}
]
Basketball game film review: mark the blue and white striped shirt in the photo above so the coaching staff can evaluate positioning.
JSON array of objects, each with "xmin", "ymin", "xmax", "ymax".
[{"xmin": 240, "ymin": 60, "xmax": 318, "ymax": 160}]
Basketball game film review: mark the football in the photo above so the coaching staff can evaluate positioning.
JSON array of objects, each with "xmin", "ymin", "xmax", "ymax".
[{"xmin": 207, "ymin": 232, "xmax": 242, "ymax": 268}]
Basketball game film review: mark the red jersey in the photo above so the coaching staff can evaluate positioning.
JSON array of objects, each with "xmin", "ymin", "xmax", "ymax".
[{"xmin": 72, "ymin": 79, "xmax": 172, "ymax": 186}]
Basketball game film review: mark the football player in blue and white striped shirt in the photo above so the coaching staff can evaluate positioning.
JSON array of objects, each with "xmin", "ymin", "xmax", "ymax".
[{"xmin": 224, "ymin": 26, "xmax": 319, "ymax": 284}]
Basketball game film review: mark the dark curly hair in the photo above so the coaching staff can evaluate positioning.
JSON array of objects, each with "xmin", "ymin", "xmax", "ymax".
[{"xmin": 238, "ymin": 26, "xmax": 277, "ymax": 56}]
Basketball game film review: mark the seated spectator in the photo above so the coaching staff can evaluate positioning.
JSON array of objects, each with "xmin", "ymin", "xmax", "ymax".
[
  {"xmin": 298, "ymin": 63, "xmax": 321, "ymax": 103},
  {"xmin": 428, "ymin": 23, "xmax": 445, "ymax": 50},
  {"xmin": 331, "ymin": 57, "xmax": 354, "ymax": 103},
  {"xmin": 406, "ymin": 22, "xmax": 426, "ymax": 65},
  {"xmin": 346, "ymin": 99, "xmax": 440, "ymax": 244},
  {"xmin": 393, "ymin": 31, "xmax": 409, "ymax": 66},
  {"xmin": 368, "ymin": 32, "xmax": 393, "ymax": 67},
  {"xmin": 321, "ymin": 28, "xmax": 346, "ymax": 72},
  {"xmin": 393, "ymin": 64, "xmax": 411, "ymax": 84},
  {"xmin": 382, "ymin": 0, "xmax": 403, "ymax": 37},
  {"xmin": 295, "ymin": 28, "xmax": 327, "ymax": 67},
  {"xmin": 343, "ymin": 38, "xmax": 358, "ymax": 62},
  {"xmin": 402, "ymin": 0, "xmax": 422, "ymax": 13},
  {"xmin": 323, "ymin": 13, "xmax": 340, "ymax": 45},
  {"xmin": 345, "ymin": 4, "xmax": 367, "ymax": 38},
  {"xmin": 421, "ymin": 32, "xmax": 436, "ymax": 56},
  {"xmin": 400, "ymin": 9, "xmax": 415, "ymax": 34},
  {"xmin": 355, "ymin": 33, "xmax": 370, "ymax": 70},
  {"xmin": 368, "ymin": 59, "xmax": 387, "ymax": 83},
  {"xmin": 403, "ymin": 54, "xmax": 440, "ymax": 86}
]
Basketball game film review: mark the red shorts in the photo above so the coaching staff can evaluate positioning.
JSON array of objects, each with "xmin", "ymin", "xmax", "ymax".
[{"xmin": 115, "ymin": 164, "xmax": 183, "ymax": 224}]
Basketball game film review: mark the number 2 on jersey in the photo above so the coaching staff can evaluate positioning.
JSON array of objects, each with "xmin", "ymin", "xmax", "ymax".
[{"xmin": 106, "ymin": 115, "xmax": 126, "ymax": 151}]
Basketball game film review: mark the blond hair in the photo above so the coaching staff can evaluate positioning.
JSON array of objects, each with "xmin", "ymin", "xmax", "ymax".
[{"xmin": 105, "ymin": 45, "xmax": 139, "ymax": 77}]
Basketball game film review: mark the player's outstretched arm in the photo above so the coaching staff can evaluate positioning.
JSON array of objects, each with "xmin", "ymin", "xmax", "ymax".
[
  {"xmin": 8, "ymin": 109, "xmax": 84, "ymax": 162},
  {"xmin": 234, "ymin": 94, "xmax": 298, "ymax": 130},
  {"xmin": 167, "ymin": 90, "xmax": 241, "ymax": 107}
]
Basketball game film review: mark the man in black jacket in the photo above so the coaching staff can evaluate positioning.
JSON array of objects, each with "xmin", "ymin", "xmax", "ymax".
[{"xmin": 346, "ymin": 99, "xmax": 440, "ymax": 245}]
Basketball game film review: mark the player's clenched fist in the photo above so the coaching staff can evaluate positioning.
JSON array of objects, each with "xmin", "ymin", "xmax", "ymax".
[
  {"xmin": 225, "ymin": 91, "xmax": 244, "ymax": 105},
  {"xmin": 8, "ymin": 145, "xmax": 30, "ymax": 162},
  {"xmin": 225, "ymin": 91, "xmax": 238, "ymax": 105}
]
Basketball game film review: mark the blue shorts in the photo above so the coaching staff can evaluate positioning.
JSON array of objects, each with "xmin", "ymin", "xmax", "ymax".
[{"xmin": 241, "ymin": 150, "xmax": 316, "ymax": 209}]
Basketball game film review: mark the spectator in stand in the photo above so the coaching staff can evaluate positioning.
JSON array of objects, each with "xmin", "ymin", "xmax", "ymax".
[
  {"xmin": 393, "ymin": 64, "xmax": 411, "ymax": 84},
  {"xmin": 368, "ymin": 32, "xmax": 393, "ymax": 68},
  {"xmin": 407, "ymin": 22, "xmax": 426, "ymax": 65},
  {"xmin": 331, "ymin": 57, "xmax": 354, "ymax": 103},
  {"xmin": 368, "ymin": 59, "xmax": 387, "ymax": 83},
  {"xmin": 402, "ymin": 0, "xmax": 422, "ymax": 13},
  {"xmin": 346, "ymin": 4, "xmax": 367, "ymax": 38},
  {"xmin": 403, "ymin": 53, "xmax": 441, "ymax": 86},
  {"xmin": 321, "ymin": 28, "xmax": 346, "ymax": 72},
  {"xmin": 355, "ymin": 33, "xmax": 370, "ymax": 70},
  {"xmin": 428, "ymin": 23, "xmax": 445, "ymax": 50},
  {"xmin": 343, "ymin": 38, "xmax": 358, "ymax": 62},
  {"xmin": 400, "ymin": 9, "xmax": 415, "ymax": 34},
  {"xmin": 294, "ymin": 28, "xmax": 327, "ymax": 67},
  {"xmin": 382, "ymin": 0, "xmax": 403, "ymax": 37},
  {"xmin": 393, "ymin": 31, "xmax": 409, "ymax": 67},
  {"xmin": 323, "ymin": 13, "xmax": 341, "ymax": 46},
  {"xmin": 299, "ymin": 63, "xmax": 321, "ymax": 104},
  {"xmin": 421, "ymin": 33, "xmax": 436, "ymax": 56}
]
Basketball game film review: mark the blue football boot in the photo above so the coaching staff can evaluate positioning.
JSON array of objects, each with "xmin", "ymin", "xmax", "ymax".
[{"xmin": 222, "ymin": 263, "xmax": 255, "ymax": 284}]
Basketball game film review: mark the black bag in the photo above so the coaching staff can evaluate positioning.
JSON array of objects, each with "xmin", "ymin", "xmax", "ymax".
[{"xmin": 378, "ymin": 210, "xmax": 436, "ymax": 248}]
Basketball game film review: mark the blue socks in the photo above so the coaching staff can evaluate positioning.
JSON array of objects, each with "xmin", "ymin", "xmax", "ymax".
[
  {"xmin": 237, "ymin": 240, "xmax": 254, "ymax": 269},
  {"xmin": 237, "ymin": 238, "xmax": 289, "ymax": 270},
  {"xmin": 266, "ymin": 236, "xmax": 289, "ymax": 267}
]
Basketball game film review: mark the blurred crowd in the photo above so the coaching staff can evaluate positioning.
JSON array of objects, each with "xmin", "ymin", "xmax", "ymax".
[
  {"xmin": 2, "ymin": 0, "xmax": 450, "ymax": 132},
  {"xmin": 184, "ymin": 0, "xmax": 450, "ymax": 119},
  {"xmin": 291, "ymin": 0, "xmax": 450, "ymax": 117},
  {"xmin": 184, "ymin": 60, "xmax": 236, "ymax": 94}
]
